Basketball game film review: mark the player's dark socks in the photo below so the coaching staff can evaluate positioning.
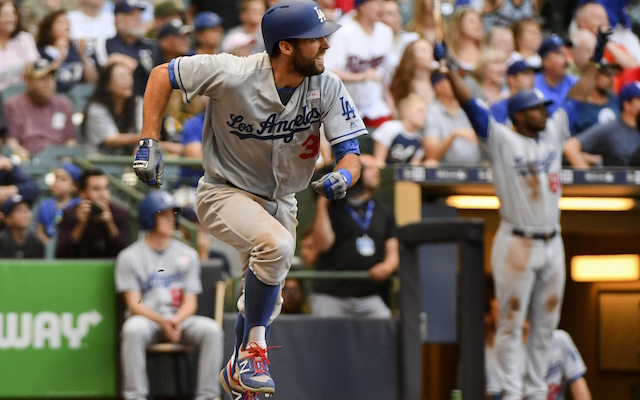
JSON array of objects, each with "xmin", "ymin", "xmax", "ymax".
[
  {"xmin": 243, "ymin": 269, "xmax": 280, "ymax": 346},
  {"xmin": 234, "ymin": 313, "xmax": 245, "ymax": 363}
]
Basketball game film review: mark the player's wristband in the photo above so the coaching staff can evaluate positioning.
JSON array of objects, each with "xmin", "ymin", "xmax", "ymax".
[{"xmin": 337, "ymin": 168, "xmax": 352, "ymax": 187}]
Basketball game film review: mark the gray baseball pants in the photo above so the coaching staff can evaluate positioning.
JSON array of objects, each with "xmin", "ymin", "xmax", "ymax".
[{"xmin": 120, "ymin": 315, "xmax": 223, "ymax": 400}]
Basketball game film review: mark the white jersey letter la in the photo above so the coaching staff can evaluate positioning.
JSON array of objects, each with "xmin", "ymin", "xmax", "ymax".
[{"xmin": 314, "ymin": 6, "xmax": 326, "ymax": 23}]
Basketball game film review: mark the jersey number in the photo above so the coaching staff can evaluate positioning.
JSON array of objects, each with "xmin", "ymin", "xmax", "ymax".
[
  {"xmin": 549, "ymin": 172, "xmax": 560, "ymax": 194},
  {"xmin": 300, "ymin": 135, "xmax": 319, "ymax": 159},
  {"xmin": 171, "ymin": 288, "xmax": 183, "ymax": 308}
]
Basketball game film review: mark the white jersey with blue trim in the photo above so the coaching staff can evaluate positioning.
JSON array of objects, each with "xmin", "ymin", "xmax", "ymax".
[
  {"xmin": 480, "ymin": 109, "xmax": 570, "ymax": 230},
  {"xmin": 545, "ymin": 330, "xmax": 587, "ymax": 400},
  {"xmin": 170, "ymin": 52, "xmax": 367, "ymax": 198}
]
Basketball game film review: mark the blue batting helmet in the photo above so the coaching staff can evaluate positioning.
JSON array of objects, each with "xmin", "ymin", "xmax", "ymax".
[
  {"xmin": 138, "ymin": 191, "xmax": 180, "ymax": 231},
  {"xmin": 507, "ymin": 89, "xmax": 553, "ymax": 121},
  {"xmin": 261, "ymin": 0, "xmax": 341, "ymax": 55}
]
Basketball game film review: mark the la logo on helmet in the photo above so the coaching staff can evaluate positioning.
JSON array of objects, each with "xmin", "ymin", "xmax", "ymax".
[{"xmin": 314, "ymin": 6, "xmax": 326, "ymax": 23}]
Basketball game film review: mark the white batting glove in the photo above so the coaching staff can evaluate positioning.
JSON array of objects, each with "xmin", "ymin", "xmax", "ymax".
[{"xmin": 311, "ymin": 169, "xmax": 352, "ymax": 200}]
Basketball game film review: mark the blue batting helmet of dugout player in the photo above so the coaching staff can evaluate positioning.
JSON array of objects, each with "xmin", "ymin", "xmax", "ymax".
[
  {"xmin": 261, "ymin": 0, "xmax": 341, "ymax": 55},
  {"xmin": 138, "ymin": 190, "xmax": 181, "ymax": 231},
  {"xmin": 507, "ymin": 89, "xmax": 553, "ymax": 122}
]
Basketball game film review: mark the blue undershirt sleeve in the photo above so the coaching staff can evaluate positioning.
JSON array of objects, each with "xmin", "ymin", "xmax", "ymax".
[
  {"xmin": 332, "ymin": 138, "xmax": 361, "ymax": 161},
  {"xmin": 168, "ymin": 58, "xmax": 179, "ymax": 90},
  {"xmin": 560, "ymin": 98, "xmax": 581, "ymax": 131},
  {"xmin": 461, "ymin": 99, "xmax": 490, "ymax": 139}
]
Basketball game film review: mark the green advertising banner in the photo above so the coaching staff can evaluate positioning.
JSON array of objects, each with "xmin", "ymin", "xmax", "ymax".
[{"xmin": 0, "ymin": 260, "xmax": 117, "ymax": 398}]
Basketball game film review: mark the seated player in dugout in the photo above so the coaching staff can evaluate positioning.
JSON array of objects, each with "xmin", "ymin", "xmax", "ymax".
[{"xmin": 116, "ymin": 190, "xmax": 223, "ymax": 400}]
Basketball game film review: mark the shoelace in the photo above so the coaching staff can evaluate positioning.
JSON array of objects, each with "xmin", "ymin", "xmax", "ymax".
[{"xmin": 246, "ymin": 342, "xmax": 280, "ymax": 374}]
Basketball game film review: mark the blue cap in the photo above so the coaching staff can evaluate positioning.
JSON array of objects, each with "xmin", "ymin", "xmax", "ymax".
[
  {"xmin": 538, "ymin": 34, "xmax": 571, "ymax": 58},
  {"xmin": 1, "ymin": 194, "xmax": 31, "ymax": 216},
  {"xmin": 114, "ymin": 0, "xmax": 146, "ymax": 14},
  {"xmin": 507, "ymin": 60, "xmax": 534, "ymax": 76},
  {"xmin": 59, "ymin": 162, "xmax": 82, "ymax": 183},
  {"xmin": 194, "ymin": 11, "xmax": 222, "ymax": 31},
  {"xmin": 619, "ymin": 81, "xmax": 640, "ymax": 103},
  {"xmin": 507, "ymin": 89, "xmax": 553, "ymax": 120},
  {"xmin": 262, "ymin": 0, "xmax": 341, "ymax": 55}
]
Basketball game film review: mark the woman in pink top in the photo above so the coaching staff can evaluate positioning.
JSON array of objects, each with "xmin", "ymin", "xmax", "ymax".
[{"xmin": 0, "ymin": 0, "xmax": 39, "ymax": 91}]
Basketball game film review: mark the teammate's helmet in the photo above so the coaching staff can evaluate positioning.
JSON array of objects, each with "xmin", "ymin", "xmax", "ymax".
[
  {"xmin": 138, "ymin": 191, "xmax": 180, "ymax": 231},
  {"xmin": 262, "ymin": 0, "xmax": 341, "ymax": 55},
  {"xmin": 507, "ymin": 89, "xmax": 553, "ymax": 122}
]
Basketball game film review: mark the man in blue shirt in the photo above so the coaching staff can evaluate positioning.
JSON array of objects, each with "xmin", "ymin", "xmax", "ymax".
[
  {"xmin": 564, "ymin": 81, "xmax": 640, "ymax": 167},
  {"xmin": 571, "ymin": 61, "xmax": 620, "ymax": 136},
  {"xmin": 534, "ymin": 35, "xmax": 578, "ymax": 115}
]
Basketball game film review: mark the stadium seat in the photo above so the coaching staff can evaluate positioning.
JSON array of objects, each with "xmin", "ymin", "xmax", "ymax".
[
  {"xmin": 1, "ymin": 83, "xmax": 27, "ymax": 104},
  {"xmin": 65, "ymin": 83, "xmax": 95, "ymax": 113}
]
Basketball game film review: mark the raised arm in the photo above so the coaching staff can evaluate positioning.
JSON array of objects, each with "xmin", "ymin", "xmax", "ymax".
[
  {"xmin": 434, "ymin": 43, "xmax": 491, "ymax": 139},
  {"xmin": 567, "ymin": 28, "xmax": 612, "ymax": 102}
]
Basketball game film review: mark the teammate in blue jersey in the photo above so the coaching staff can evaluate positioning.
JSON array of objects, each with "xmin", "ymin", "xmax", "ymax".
[
  {"xmin": 132, "ymin": 0, "xmax": 367, "ymax": 398},
  {"xmin": 434, "ymin": 28, "xmax": 608, "ymax": 399}
]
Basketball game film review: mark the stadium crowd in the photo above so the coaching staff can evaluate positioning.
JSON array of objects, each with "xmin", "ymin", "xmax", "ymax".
[{"xmin": 2, "ymin": 0, "xmax": 640, "ymax": 397}]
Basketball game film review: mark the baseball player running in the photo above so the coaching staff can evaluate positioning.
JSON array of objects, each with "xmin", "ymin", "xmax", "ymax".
[
  {"xmin": 133, "ymin": 0, "xmax": 367, "ymax": 398},
  {"xmin": 434, "ymin": 29, "xmax": 608, "ymax": 399}
]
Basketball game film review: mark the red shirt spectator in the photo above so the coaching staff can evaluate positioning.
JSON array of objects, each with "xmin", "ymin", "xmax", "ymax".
[{"xmin": 4, "ymin": 58, "xmax": 75, "ymax": 157}]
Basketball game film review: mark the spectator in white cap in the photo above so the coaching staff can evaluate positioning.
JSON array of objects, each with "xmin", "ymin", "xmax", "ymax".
[
  {"xmin": 193, "ymin": 11, "xmax": 224, "ymax": 54},
  {"xmin": 224, "ymin": 0, "xmax": 266, "ymax": 55},
  {"xmin": 564, "ymin": 81, "xmax": 640, "ymax": 167},
  {"xmin": 221, "ymin": 31, "xmax": 256, "ymax": 56}
]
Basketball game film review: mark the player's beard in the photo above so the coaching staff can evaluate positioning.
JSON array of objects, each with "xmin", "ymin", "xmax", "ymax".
[{"xmin": 291, "ymin": 49, "xmax": 325, "ymax": 77}]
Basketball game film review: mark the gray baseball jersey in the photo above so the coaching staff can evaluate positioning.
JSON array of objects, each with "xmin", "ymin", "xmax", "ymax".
[
  {"xmin": 115, "ymin": 239, "xmax": 201, "ymax": 317},
  {"xmin": 169, "ymin": 53, "xmax": 367, "ymax": 199},
  {"xmin": 480, "ymin": 109, "xmax": 570, "ymax": 231},
  {"xmin": 485, "ymin": 330, "xmax": 586, "ymax": 399},
  {"xmin": 545, "ymin": 329, "xmax": 587, "ymax": 400}
]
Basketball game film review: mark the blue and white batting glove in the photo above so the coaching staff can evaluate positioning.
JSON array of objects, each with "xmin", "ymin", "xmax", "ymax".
[
  {"xmin": 311, "ymin": 169, "xmax": 352, "ymax": 200},
  {"xmin": 133, "ymin": 138, "xmax": 164, "ymax": 187}
]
